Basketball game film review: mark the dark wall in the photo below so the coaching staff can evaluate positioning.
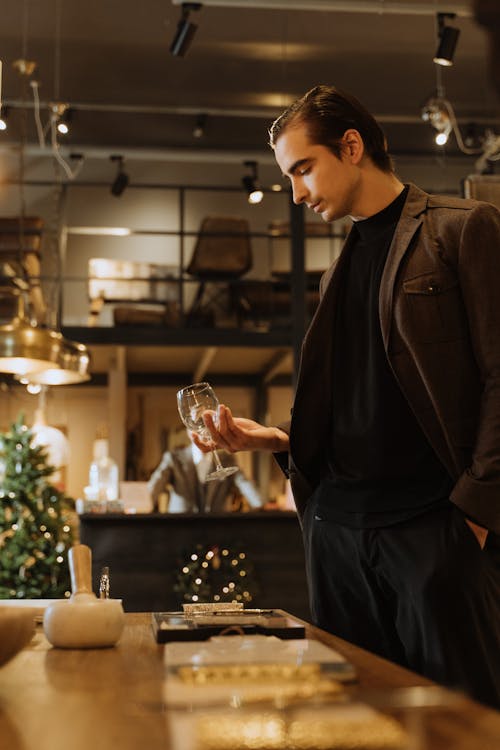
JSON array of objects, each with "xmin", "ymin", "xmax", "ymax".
[{"xmin": 80, "ymin": 511, "xmax": 311, "ymax": 621}]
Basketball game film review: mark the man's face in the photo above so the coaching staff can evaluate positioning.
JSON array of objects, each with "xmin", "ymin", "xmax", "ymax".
[{"xmin": 273, "ymin": 120, "xmax": 361, "ymax": 222}]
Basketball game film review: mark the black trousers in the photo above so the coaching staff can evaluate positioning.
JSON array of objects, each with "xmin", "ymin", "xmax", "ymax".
[{"xmin": 302, "ymin": 499, "xmax": 500, "ymax": 708}]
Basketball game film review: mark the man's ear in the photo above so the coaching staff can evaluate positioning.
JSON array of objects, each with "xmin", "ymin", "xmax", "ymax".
[{"xmin": 342, "ymin": 129, "xmax": 364, "ymax": 164}]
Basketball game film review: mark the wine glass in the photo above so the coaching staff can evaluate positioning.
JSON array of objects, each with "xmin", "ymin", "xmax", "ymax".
[{"xmin": 176, "ymin": 382, "xmax": 239, "ymax": 482}]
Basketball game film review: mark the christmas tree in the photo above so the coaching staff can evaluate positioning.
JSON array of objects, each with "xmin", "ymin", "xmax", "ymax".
[
  {"xmin": 174, "ymin": 542, "xmax": 259, "ymax": 605},
  {"xmin": 0, "ymin": 415, "xmax": 74, "ymax": 599}
]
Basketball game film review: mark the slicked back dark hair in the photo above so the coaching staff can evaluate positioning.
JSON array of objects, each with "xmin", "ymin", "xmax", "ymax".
[{"xmin": 269, "ymin": 84, "xmax": 394, "ymax": 174}]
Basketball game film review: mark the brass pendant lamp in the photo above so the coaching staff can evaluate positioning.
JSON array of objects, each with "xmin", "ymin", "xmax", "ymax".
[
  {"xmin": 0, "ymin": 245, "xmax": 91, "ymax": 384},
  {"xmin": 0, "ymin": 9, "xmax": 91, "ymax": 386},
  {"xmin": 0, "ymin": 291, "xmax": 62, "ymax": 376},
  {"xmin": 0, "ymin": 291, "xmax": 91, "ymax": 385},
  {"xmin": 16, "ymin": 337, "xmax": 91, "ymax": 385}
]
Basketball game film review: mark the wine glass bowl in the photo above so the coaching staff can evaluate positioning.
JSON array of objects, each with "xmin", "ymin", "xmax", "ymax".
[
  {"xmin": 176, "ymin": 382, "xmax": 239, "ymax": 483},
  {"xmin": 177, "ymin": 382, "xmax": 217, "ymax": 437}
]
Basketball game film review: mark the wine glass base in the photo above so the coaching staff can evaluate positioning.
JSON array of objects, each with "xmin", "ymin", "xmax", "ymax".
[{"xmin": 205, "ymin": 465, "xmax": 239, "ymax": 482}]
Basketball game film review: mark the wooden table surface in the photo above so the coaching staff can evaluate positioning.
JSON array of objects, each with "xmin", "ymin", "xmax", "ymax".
[{"xmin": 0, "ymin": 612, "xmax": 498, "ymax": 750}]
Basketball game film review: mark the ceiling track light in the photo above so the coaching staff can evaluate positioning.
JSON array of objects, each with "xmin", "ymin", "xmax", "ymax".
[
  {"xmin": 0, "ymin": 106, "xmax": 9, "ymax": 132},
  {"xmin": 57, "ymin": 106, "xmax": 72, "ymax": 135},
  {"xmin": 50, "ymin": 102, "xmax": 71, "ymax": 134},
  {"xmin": 242, "ymin": 160, "xmax": 264, "ymax": 204},
  {"xmin": 170, "ymin": 3, "xmax": 202, "ymax": 57},
  {"xmin": 110, "ymin": 154, "xmax": 129, "ymax": 197},
  {"xmin": 420, "ymin": 90, "xmax": 486, "ymax": 156},
  {"xmin": 433, "ymin": 12, "xmax": 460, "ymax": 67},
  {"xmin": 12, "ymin": 59, "xmax": 37, "ymax": 77},
  {"xmin": 421, "ymin": 97, "xmax": 452, "ymax": 146}
]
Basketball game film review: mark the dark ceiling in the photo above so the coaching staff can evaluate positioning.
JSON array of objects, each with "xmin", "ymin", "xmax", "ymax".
[
  {"xmin": 0, "ymin": 1, "xmax": 499, "ymax": 381},
  {"xmin": 0, "ymin": 0, "xmax": 498, "ymax": 164}
]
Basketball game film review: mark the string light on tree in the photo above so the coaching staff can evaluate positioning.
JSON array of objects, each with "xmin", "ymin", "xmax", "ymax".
[{"xmin": 174, "ymin": 543, "xmax": 259, "ymax": 604}]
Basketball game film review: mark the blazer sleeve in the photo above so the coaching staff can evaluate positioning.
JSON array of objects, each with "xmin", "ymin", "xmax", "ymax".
[
  {"xmin": 272, "ymin": 419, "xmax": 291, "ymax": 477},
  {"xmin": 448, "ymin": 202, "xmax": 500, "ymax": 530}
]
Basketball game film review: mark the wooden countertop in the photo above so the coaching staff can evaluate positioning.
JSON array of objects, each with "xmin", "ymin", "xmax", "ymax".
[
  {"xmin": 0, "ymin": 613, "xmax": 498, "ymax": 750},
  {"xmin": 79, "ymin": 510, "xmax": 299, "ymax": 521}
]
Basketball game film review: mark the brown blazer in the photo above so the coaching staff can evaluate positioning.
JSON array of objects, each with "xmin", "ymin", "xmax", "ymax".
[
  {"xmin": 285, "ymin": 183, "xmax": 500, "ymax": 533},
  {"xmin": 148, "ymin": 445, "xmax": 262, "ymax": 512}
]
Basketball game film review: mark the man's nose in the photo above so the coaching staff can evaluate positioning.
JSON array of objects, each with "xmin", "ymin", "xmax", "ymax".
[{"xmin": 291, "ymin": 179, "xmax": 307, "ymax": 205}]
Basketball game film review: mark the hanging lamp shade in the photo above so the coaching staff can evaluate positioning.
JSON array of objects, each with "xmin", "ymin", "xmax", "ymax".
[
  {"xmin": 19, "ymin": 338, "xmax": 91, "ymax": 385},
  {"xmin": 0, "ymin": 314, "xmax": 62, "ymax": 376},
  {"xmin": 0, "ymin": 291, "xmax": 91, "ymax": 383}
]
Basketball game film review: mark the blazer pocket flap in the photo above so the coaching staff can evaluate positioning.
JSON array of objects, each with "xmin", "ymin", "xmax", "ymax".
[{"xmin": 403, "ymin": 274, "xmax": 458, "ymax": 296}]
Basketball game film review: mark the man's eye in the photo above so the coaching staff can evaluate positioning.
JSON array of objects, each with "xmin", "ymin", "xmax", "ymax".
[{"xmin": 298, "ymin": 166, "xmax": 311, "ymax": 176}]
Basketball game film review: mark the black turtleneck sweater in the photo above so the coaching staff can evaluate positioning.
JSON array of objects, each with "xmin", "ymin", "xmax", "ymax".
[{"xmin": 314, "ymin": 186, "xmax": 453, "ymax": 528}]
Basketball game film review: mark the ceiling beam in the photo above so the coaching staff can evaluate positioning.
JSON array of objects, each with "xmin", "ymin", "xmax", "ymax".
[
  {"xmin": 172, "ymin": 0, "xmax": 472, "ymax": 17},
  {"xmin": 5, "ymin": 100, "xmax": 492, "ymax": 127},
  {"xmin": 262, "ymin": 349, "xmax": 293, "ymax": 384},
  {"xmin": 0, "ymin": 142, "xmax": 278, "ymax": 164},
  {"xmin": 193, "ymin": 346, "xmax": 218, "ymax": 382},
  {"xmin": 63, "ymin": 326, "xmax": 292, "ymax": 348},
  {"xmin": 2, "ymin": 99, "xmax": 283, "ymax": 120}
]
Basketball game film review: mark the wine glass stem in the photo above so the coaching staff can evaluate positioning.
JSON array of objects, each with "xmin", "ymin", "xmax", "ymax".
[{"xmin": 212, "ymin": 449, "xmax": 224, "ymax": 472}]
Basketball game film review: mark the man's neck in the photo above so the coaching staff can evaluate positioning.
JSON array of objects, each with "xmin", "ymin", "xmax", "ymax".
[{"xmin": 349, "ymin": 166, "xmax": 405, "ymax": 220}]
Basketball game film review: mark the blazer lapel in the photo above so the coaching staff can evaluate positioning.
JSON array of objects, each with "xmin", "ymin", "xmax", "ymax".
[{"xmin": 379, "ymin": 184, "xmax": 427, "ymax": 350}]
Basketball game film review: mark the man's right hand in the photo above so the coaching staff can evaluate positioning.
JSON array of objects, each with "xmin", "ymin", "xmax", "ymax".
[{"xmin": 191, "ymin": 404, "xmax": 289, "ymax": 454}]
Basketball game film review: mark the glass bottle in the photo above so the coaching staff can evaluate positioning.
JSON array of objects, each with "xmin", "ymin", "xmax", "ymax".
[{"xmin": 88, "ymin": 438, "xmax": 119, "ymax": 504}]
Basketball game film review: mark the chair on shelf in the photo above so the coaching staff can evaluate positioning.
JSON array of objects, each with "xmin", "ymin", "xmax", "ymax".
[
  {"xmin": 233, "ymin": 276, "xmax": 321, "ymax": 331},
  {"xmin": 185, "ymin": 215, "xmax": 252, "ymax": 326},
  {"xmin": 234, "ymin": 220, "xmax": 334, "ymax": 330}
]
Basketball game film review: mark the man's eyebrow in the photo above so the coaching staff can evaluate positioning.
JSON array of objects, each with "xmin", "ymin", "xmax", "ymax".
[{"xmin": 285, "ymin": 157, "xmax": 311, "ymax": 177}]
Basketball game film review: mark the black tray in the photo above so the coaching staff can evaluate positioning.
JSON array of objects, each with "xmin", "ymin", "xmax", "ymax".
[{"xmin": 152, "ymin": 609, "xmax": 305, "ymax": 643}]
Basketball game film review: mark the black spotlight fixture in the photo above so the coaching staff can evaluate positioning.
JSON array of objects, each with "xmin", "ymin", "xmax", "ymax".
[
  {"xmin": 170, "ymin": 3, "xmax": 202, "ymax": 58},
  {"xmin": 110, "ymin": 155, "xmax": 129, "ymax": 197},
  {"xmin": 242, "ymin": 160, "xmax": 264, "ymax": 205},
  {"xmin": 433, "ymin": 12, "xmax": 460, "ymax": 67}
]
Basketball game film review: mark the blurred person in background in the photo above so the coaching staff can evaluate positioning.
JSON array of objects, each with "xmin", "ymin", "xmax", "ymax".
[{"xmin": 148, "ymin": 431, "xmax": 263, "ymax": 513}]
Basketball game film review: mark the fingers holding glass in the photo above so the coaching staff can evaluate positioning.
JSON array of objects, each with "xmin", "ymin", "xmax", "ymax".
[{"xmin": 176, "ymin": 383, "xmax": 238, "ymax": 482}]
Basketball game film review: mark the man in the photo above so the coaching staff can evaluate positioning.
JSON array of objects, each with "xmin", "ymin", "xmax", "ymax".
[
  {"xmin": 196, "ymin": 85, "xmax": 500, "ymax": 707},
  {"xmin": 148, "ymin": 432, "xmax": 262, "ymax": 513}
]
